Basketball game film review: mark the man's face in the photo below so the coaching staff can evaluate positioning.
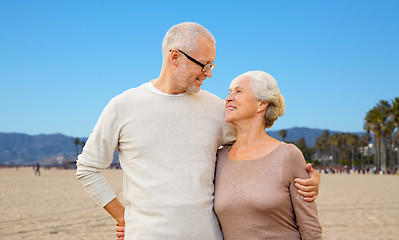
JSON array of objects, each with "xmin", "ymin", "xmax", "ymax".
[{"xmin": 174, "ymin": 35, "xmax": 216, "ymax": 93}]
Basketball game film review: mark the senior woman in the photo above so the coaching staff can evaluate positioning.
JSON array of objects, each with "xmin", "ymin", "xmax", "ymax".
[
  {"xmin": 114, "ymin": 71, "xmax": 321, "ymax": 240},
  {"xmin": 214, "ymin": 71, "xmax": 322, "ymax": 240}
]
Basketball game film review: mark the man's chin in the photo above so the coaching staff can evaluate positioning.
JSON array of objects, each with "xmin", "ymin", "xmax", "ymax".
[{"xmin": 186, "ymin": 86, "xmax": 201, "ymax": 94}]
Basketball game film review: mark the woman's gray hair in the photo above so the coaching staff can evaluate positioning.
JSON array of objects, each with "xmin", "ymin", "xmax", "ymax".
[
  {"xmin": 162, "ymin": 22, "xmax": 215, "ymax": 59},
  {"xmin": 235, "ymin": 71, "xmax": 285, "ymax": 129}
]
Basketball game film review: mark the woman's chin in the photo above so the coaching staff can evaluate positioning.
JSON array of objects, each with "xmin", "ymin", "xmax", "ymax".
[{"xmin": 224, "ymin": 117, "xmax": 234, "ymax": 124}]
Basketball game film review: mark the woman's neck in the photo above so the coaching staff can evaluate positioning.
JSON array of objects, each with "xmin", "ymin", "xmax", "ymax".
[
  {"xmin": 234, "ymin": 124, "xmax": 268, "ymax": 149},
  {"xmin": 229, "ymin": 120, "xmax": 281, "ymax": 161}
]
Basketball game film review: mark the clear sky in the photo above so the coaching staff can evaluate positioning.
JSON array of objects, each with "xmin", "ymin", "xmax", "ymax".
[{"xmin": 1, "ymin": 0, "xmax": 398, "ymax": 138}]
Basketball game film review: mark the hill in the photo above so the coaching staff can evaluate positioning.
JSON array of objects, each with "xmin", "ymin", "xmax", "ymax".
[
  {"xmin": 0, "ymin": 127, "xmax": 366, "ymax": 165},
  {"xmin": 268, "ymin": 127, "xmax": 365, "ymax": 146},
  {"xmin": 0, "ymin": 133, "xmax": 81, "ymax": 166}
]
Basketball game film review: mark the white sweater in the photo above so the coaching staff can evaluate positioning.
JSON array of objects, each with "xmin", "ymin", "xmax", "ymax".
[{"xmin": 76, "ymin": 83, "xmax": 235, "ymax": 240}]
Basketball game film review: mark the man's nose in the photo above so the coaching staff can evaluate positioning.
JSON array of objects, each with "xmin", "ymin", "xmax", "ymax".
[{"xmin": 203, "ymin": 68, "xmax": 212, "ymax": 78}]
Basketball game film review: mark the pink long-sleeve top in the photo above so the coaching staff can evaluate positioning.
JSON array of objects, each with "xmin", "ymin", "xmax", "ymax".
[{"xmin": 214, "ymin": 143, "xmax": 322, "ymax": 240}]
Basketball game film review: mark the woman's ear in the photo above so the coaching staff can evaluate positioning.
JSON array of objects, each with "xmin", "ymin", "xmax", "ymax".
[{"xmin": 257, "ymin": 101, "xmax": 269, "ymax": 113}]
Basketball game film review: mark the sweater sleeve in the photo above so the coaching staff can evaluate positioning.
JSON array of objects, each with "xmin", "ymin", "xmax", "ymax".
[
  {"xmin": 287, "ymin": 145, "xmax": 322, "ymax": 240},
  {"xmin": 222, "ymin": 122, "xmax": 236, "ymax": 146},
  {"xmin": 76, "ymin": 97, "xmax": 121, "ymax": 207}
]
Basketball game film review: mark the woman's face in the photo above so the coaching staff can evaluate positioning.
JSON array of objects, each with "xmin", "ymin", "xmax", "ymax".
[{"xmin": 225, "ymin": 77, "xmax": 261, "ymax": 124}]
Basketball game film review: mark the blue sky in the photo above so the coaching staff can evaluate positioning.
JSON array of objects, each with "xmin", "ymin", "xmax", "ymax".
[{"xmin": 1, "ymin": 0, "xmax": 398, "ymax": 138}]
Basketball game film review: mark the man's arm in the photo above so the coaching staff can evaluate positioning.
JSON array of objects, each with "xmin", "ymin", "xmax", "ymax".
[
  {"xmin": 104, "ymin": 197, "xmax": 125, "ymax": 226},
  {"xmin": 294, "ymin": 163, "xmax": 321, "ymax": 202}
]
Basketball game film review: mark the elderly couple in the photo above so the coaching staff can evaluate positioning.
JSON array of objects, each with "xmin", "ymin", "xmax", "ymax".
[{"xmin": 76, "ymin": 22, "xmax": 322, "ymax": 240}]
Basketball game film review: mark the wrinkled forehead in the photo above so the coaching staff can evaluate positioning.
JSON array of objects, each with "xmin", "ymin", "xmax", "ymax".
[{"xmin": 229, "ymin": 75, "xmax": 252, "ymax": 89}]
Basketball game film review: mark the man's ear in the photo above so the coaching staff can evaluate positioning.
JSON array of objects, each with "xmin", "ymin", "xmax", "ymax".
[
  {"xmin": 169, "ymin": 49, "xmax": 179, "ymax": 67},
  {"xmin": 257, "ymin": 101, "xmax": 269, "ymax": 113}
]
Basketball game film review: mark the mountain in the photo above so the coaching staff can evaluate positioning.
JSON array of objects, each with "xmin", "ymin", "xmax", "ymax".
[
  {"xmin": 0, "ymin": 127, "xmax": 366, "ymax": 166},
  {"xmin": 268, "ymin": 127, "xmax": 365, "ymax": 147},
  {"xmin": 0, "ymin": 133, "xmax": 82, "ymax": 166}
]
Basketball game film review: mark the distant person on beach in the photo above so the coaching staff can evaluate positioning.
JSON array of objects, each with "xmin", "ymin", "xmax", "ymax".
[
  {"xmin": 76, "ymin": 22, "xmax": 320, "ymax": 240},
  {"xmin": 214, "ymin": 71, "xmax": 322, "ymax": 239},
  {"xmin": 34, "ymin": 162, "xmax": 40, "ymax": 176}
]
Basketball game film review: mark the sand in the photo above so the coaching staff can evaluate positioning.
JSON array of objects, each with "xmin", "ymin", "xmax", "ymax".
[{"xmin": 1, "ymin": 168, "xmax": 398, "ymax": 240}]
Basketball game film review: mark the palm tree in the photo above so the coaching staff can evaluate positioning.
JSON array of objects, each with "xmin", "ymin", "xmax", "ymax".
[
  {"xmin": 339, "ymin": 133, "xmax": 351, "ymax": 167},
  {"xmin": 383, "ymin": 120, "xmax": 395, "ymax": 169},
  {"xmin": 392, "ymin": 97, "xmax": 399, "ymax": 127},
  {"xmin": 79, "ymin": 140, "xmax": 86, "ymax": 154},
  {"xmin": 377, "ymin": 100, "xmax": 392, "ymax": 173},
  {"xmin": 358, "ymin": 134, "xmax": 370, "ymax": 169},
  {"xmin": 295, "ymin": 137, "xmax": 313, "ymax": 161},
  {"xmin": 279, "ymin": 129, "xmax": 287, "ymax": 142},
  {"xmin": 365, "ymin": 100, "xmax": 391, "ymax": 173},
  {"xmin": 314, "ymin": 130, "xmax": 329, "ymax": 165},
  {"xmin": 393, "ymin": 130, "xmax": 399, "ymax": 167},
  {"xmin": 327, "ymin": 133, "xmax": 340, "ymax": 165},
  {"xmin": 365, "ymin": 107, "xmax": 382, "ymax": 172},
  {"xmin": 73, "ymin": 138, "xmax": 80, "ymax": 157},
  {"xmin": 391, "ymin": 98, "xmax": 399, "ymax": 167},
  {"xmin": 346, "ymin": 133, "xmax": 359, "ymax": 169}
]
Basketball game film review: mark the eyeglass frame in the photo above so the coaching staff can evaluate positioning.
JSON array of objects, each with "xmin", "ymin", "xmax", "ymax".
[{"xmin": 169, "ymin": 49, "xmax": 216, "ymax": 72}]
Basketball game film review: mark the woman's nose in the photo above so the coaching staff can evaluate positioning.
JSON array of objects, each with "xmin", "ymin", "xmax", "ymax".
[{"xmin": 225, "ymin": 94, "xmax": 233, "ymax": 102}]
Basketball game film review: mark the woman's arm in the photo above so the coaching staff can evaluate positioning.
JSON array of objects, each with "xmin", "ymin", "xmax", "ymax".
[{"xmin": 288, "ymin": 146, "xmax": 322, "ymax": 240}]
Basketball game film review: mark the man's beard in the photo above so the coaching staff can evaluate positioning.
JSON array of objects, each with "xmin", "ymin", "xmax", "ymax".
[{"xmin": 173, "ymin": 64, "xmax": 200, "ymax": 94}]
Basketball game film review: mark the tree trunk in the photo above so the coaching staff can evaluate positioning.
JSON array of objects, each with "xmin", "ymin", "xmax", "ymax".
[
  {"xmin": 374, "ymin": 137, "xmax": 379, "ymax": 172},
  {"xmin": 389, "ymin": 138, "xmax": 395, "ymax": 170},
  {"xmin": 367, "ymin": 143, "xmax": 371, "ymax": 170},
  {"xmin": 380, "ymin": 137, "xmax": 387, "ymax": 173},
  {"xmin": 396, "ymin": 146, "xmax": 399, "ymax": 167}
]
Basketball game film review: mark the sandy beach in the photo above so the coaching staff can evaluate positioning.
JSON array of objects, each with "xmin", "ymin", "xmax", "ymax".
[{"xmin": 1, "ymin": 168, "xmax": 398, "ymax": 240}]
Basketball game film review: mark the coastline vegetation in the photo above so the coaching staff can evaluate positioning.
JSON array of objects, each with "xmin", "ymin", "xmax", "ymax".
[{"xmin": 286, "ymin": 97, "xmax": 399, "ymax": 174}]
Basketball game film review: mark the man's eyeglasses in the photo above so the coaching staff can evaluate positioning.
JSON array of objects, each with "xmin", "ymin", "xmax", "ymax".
[{"xmin": 170, "ymin": 49, "xmax": 216, "ymax": 72}]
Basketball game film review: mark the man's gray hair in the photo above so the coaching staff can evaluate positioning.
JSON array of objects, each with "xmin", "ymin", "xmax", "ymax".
[
  {"xmin": 162, "ymin": 22, "xmax": 216, "ymax": 59},
  {"xmin": 234, "ymin": 71, "xmax": 285, "ymax": 129}
]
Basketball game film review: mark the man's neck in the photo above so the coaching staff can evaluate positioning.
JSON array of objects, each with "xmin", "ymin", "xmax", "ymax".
[{"xmin": 152, "ymin": 75, "xmax": 186, "ymax": 95}]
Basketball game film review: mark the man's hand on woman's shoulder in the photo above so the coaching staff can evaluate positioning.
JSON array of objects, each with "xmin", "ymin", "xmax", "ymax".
[{"xmin": 294, "ymin": 163, "xmax": 320, "ymax": 202}]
